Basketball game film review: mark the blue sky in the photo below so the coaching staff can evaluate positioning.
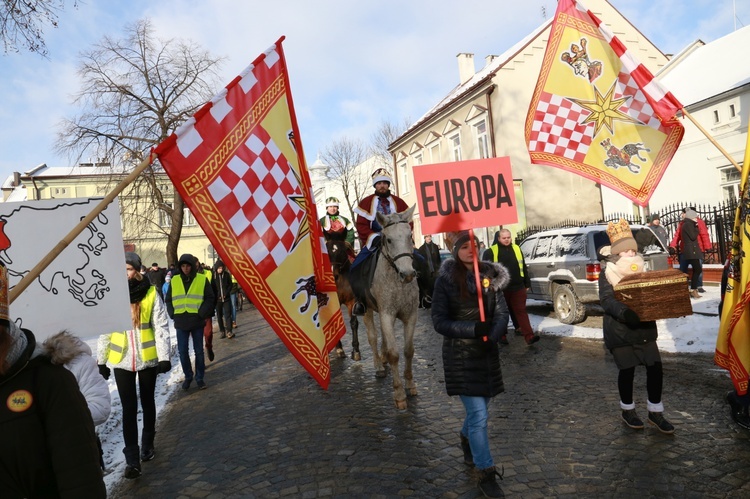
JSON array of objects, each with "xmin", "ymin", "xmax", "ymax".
[{"xmin": 0, "ymin": 0, "xmax": 746, "ymax": 183}]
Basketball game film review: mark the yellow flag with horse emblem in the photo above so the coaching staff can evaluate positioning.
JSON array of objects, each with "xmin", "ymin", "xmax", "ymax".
[
  {"xmin": 525, "ymin": 0, "xmax": 684, "ymax": 206},
  {"xmin": 715, "ymin": 132, "xmax": 750, "ymax": 395},
  {"xmin": 155, "ymin": 37, "xmax": 345, "ymax": 388}
]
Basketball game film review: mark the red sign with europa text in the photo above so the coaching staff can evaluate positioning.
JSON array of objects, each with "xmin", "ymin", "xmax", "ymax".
[{"xmin": 413, "ymin": 157, "xmax": 518, "ymax": 234}]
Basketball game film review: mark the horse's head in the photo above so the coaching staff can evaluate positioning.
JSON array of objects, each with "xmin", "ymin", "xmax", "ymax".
[{"xmin": 376, "ymin": 205, "xmax": 417, "ymax": 283}]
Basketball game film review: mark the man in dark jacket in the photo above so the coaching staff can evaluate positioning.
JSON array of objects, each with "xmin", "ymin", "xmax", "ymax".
[
  {"xmin": 147, "ymin": 262, "xmax": 167, "ymax": 299},
  {"xmin": 212, "ymin": 260, "xmax": 234, "ymax": 339},
  {"xmin": 484, "ymin": 229, "xmax": 540, "ymax": 345},
  {"xmin": 166, "ymin": 254, "xmax": 215, "ymax": 390},
  {"xmin": 1, "ymin": 319, "xmax": 106, "ymax": 498},
  {"xmin": 417, "ymin": 235, "xmax": 442, "ymax": 307}
]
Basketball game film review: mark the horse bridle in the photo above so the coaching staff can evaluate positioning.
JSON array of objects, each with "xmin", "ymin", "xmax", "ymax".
[{"xmin": 380, "ymin": 220, "xmax": 413, "ymax": 272}]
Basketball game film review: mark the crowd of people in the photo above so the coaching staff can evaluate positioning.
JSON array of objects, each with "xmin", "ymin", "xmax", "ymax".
[{"xmin": 1, "ymin": 162, "xmax": 742, "ymax": 498}]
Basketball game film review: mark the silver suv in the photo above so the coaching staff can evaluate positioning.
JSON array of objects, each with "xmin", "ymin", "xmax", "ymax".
[{"xmin": 519, "ymin": 224, "xmax": 670, "ymax": 324}]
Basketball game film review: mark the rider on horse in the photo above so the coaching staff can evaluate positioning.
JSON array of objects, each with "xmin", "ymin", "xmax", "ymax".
[
  {"xmin": 350, "ymin": 168, "xmax": 412, "ymax": 315},
  {"xmin": 319, "ymin": 196, "xmax": 356, "ymax": 261}
]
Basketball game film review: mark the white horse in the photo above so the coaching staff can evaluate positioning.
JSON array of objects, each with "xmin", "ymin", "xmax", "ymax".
[{"xmin": 362, "ymin": 205, "xmax": 419, "ymax": 409}]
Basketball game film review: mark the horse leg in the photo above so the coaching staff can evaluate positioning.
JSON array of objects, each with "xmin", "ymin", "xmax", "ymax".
[
  {"xmin": 402, "ymin": 314, "xmax": 418, "ymax": 397},
  {"xmin": 334, "ymin": 340, "xmax": 345, "ymax": 359},
  {"xmin": 349, "ymin": 309, "xmax": 361, "ymax": 361},
  {"xmin": 380, "ymin": 312, "xmax": 406, "ymax": 409},
  {"xmin": 363, "ymin": 309, "xmax": 385, "ymax": 377}
]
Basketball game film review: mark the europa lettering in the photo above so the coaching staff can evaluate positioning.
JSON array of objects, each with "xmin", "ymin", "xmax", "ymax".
[{"xmin": 420, "ymin": 174, "xmax": 513, "ymax": 217}]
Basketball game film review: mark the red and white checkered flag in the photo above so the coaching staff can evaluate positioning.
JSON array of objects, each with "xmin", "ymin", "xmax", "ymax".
[
  {"xmin": 155, "ymin": 38, "xmax": 344, "ymax": 389},
  {"xmin": 524, "ymin": 0, "xmax": 684, "ymax": 206}
]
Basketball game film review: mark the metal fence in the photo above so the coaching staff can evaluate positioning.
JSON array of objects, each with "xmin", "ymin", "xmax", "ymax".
[{"xmin": 514, "ymin": 199, "xmax": 739, "ymax": 265}]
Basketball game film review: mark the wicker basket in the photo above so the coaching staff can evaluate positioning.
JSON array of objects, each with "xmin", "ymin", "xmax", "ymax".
[{"xmin": 614, "ymin": 269, "xmax": 693, "ymax": 321}]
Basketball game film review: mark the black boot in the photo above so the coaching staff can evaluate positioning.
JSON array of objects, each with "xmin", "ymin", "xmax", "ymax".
[
  {"xmin": 141, "ymin": 431, "xmax": 155, "ymax": 462},
  {"xmin": 726, "ymin": 391, "xmax": 750, "ymax": 429},
  {"xmin": 477, "ymin": 466, "xmax": 504, "ymax": 498},
  {"xmin": 123, "ymin": 445, "xmax": 141, "ymax": 479},
  {"xmin": 459, "ymin": 432, "xmax": 473, "ymax": 466}
]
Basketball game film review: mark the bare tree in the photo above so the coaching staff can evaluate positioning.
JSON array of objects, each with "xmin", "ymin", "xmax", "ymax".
[
  {"xmin": 56, "ymin": 19, "xmax": 224, "ymax": 264},
  {"xmin": 320, "ymin": 137, "xmax": 369, "ymax": 223},
  {"xmin": 0, "ymin": 0, "xmax": 75, "ymax": 56},
  {"xmin": 370, "ymin": 117, "xmax": 411, "ymax": 169}
]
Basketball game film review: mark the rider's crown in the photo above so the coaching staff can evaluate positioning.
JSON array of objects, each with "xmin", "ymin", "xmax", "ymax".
[{"xmin": 372, "ymin": 168, "xmax": 393, "ymax": 187}]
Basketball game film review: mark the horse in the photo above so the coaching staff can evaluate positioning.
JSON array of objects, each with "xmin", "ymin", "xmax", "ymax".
[
  {"xmin": 326, "ymin": 239, "xmax": 361, "ymax": 361},
  {"xmin": 361, "ymin": 205, "xmax": 419, "ymax": 410}
]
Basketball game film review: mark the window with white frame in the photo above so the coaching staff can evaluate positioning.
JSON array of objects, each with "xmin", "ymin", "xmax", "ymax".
[
  {"xmin": 719, "ymin": 165, "xmax": 741, "ymax": 202},
  {"xmin": 413, "ymin": 153, "xmax": 423, "ymax": 166},
  {"xmin": 474, "ymin": 120, "xmax": 489, "ymax": 159},
  {"xmin": 160, "ymin": 203, "xmax": 196, "ymax": 227},
  {"xmin": 399, "ymin": 162, "xmax": 409, "ymax": 194},
  {"xmin": 449, "ymin": 133, "xmax": 462, "ymax": 162},
  {"xmin": 430, "ymin": 143, "xmax": 440, "ymax": 163},
  {"xmin": 729, "ymin": 104, "xmax": 736, "ymax": 118}
]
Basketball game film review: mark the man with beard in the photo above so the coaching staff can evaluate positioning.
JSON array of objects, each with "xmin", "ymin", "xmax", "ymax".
[{"xmin": 350, "ymin": 168, "xmax": 410, "ymax": 315}]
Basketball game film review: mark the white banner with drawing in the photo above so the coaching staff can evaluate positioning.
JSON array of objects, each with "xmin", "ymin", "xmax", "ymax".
[{"xmin": 0, "ymin": 197, "xmax": 131, "ymax": 341}]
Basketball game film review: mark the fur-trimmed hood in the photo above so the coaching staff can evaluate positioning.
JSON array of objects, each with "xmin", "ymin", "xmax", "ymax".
[
  {"xmin": 41, "ymin": 331, "xmax": 91, "ymax": 366},
  {"xmin": 439, "ymin": 258, "xmax": 510, "ymax": 292}
]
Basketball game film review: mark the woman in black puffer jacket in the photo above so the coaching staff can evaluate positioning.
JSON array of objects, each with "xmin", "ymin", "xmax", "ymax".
[{"xmin": 431, "ymin": 230, "xmax": 509, "ymax": 498}]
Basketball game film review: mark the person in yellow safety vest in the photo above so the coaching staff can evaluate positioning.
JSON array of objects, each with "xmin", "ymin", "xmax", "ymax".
[
  {"xmin": 96, "ymin": 252, "xmax": 172, "ymax": 480},
  {"xmin": 165, "ymin": 253, "xmax": 215, "ymax": 392},
  {"xmin": 195, "ymin": 259, "xmax": 216, "ymax": 361},
  {"xmin": 482, "ymin": 229, "xmax": 540, "ymax": 346}
]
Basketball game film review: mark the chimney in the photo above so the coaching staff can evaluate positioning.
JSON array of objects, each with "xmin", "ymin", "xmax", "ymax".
[
  {"xmin": 484, "ymin": 55, "xmax": 498, "ymax": 67},
  {"xmin": 13, "ymin": 172, "xmax": 20, "ymax": 187},
  {"xmin": 457, "ymin": 53, "xmax": 475, "ymax": 85}
]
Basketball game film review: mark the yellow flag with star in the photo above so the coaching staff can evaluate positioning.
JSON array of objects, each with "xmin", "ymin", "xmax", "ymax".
[
  {"xmin": 155, "ymin": 37, "xmax": 345, "ymax": 388},
  {"xmin": 715, "ymin": 131, "xmax": 750, "ymax": 395},
  {"xmin": 525, "ymin": 0, "xmax": 684, "ymax": 206}
]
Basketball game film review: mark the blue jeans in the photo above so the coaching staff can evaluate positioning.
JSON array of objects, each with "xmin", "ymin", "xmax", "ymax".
[
  {"xmin": 459, "ymin": 395, "xmax": 493, "ymax": 470},
  {"xmin": 230, "ymin": 292, "xmax": 237, "ymax": 322},
  {"xmin": 176, "ymin": 326, "xmax": 205, "ymax": 383}
]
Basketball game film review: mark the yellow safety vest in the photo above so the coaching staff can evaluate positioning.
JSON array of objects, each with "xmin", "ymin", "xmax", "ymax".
[
  {"xmin": 203, "ymin": 269, "xmax": 212, "ymax": 282},
  {"xmin": 490, "ymin": 243, "xmax": 525, "ymax": 277},
  {"xmin": 171, "ymin": 272, "xmax": 208, "ymax": 315},
  {"xmin": 108, "ymin": 286, "xmax": 158, "ymax": 364}
]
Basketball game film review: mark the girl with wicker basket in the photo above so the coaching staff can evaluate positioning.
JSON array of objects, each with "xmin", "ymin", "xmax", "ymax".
[{"xmin": 598, "ymin": 219, "xmax": 675, "ymax": 435}]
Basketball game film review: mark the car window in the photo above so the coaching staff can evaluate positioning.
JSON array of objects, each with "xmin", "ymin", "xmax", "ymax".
[
  {"xmin": 592, "ymin": 230, "xmax": 610, "ymax": 253},
  {"xmin": 519, "ymin": 238, "xmax": 537, "ymax": 259},
  {"xmin": 533, "ymin": 235, "xmax": 557, "ymax": 259},
  {"xmin": 559, "ymin": 234, "xmax": 587, "ymax": 257}
]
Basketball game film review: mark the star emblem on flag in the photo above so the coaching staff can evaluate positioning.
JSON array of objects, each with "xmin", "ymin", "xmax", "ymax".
[
  {"xmin": 288, "ymin": 167, "xmax": 310, "ymax": 250},
  {"xmin": 570, "ymin": 81, "xmax": 638, "ymax": 135}
]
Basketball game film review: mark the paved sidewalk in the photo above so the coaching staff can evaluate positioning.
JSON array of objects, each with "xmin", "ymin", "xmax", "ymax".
[{"xmin": 112, "ymin": 305, "xmax": 750, "ymax": 498}]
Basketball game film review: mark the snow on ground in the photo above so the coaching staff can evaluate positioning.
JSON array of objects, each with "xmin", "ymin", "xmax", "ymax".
[
  {"xmin": 90, "ymin": 286, "xmax": 724, "ymax": 493},
  {"xmin": 527, "ymin": 285, "xmax": 723, "ymax": 354}
]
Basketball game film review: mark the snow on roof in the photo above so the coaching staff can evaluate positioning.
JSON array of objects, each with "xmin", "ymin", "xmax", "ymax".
[
  {"xmin": 659, "ymin": 25, "xmax": 750, "ymax": 107},
  {"xmin": 397, "ymin": 19, "xmax": 553, "ymax": 143},
  {"xmin": 1, "ymin": 175, "xmax": 16, "ymax": 190},
  {"xmin": 23, "ymin": 163, "xmax": 138, "ymax": 177},
  {"xmin": 5, "ymin": 185, "xmax": 28, "ymax": 202}
]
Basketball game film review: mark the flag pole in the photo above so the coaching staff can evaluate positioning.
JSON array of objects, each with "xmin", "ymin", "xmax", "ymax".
[
  {"xmin": 681, "ymin": 108, "xmax": 742, "ymax": 172},
  {"xmin": 9, "ymin": 153, "xmax": 157, "ymax": 305}
]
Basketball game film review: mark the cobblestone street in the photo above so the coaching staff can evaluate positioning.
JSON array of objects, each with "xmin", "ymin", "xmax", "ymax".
[{"xmin": 112, "ymin": 304, "xmax": 750, "ymax": 498}]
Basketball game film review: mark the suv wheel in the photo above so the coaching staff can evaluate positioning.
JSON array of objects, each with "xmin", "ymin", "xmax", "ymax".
[{"xmin": 553, "ymin": 283, "xmax": 586, "ymax": 324}]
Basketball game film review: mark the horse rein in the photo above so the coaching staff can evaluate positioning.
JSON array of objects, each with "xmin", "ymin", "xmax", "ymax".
[{"xmin": 380, "ymin": 220, "xmax": 413, "ymax": 272}]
